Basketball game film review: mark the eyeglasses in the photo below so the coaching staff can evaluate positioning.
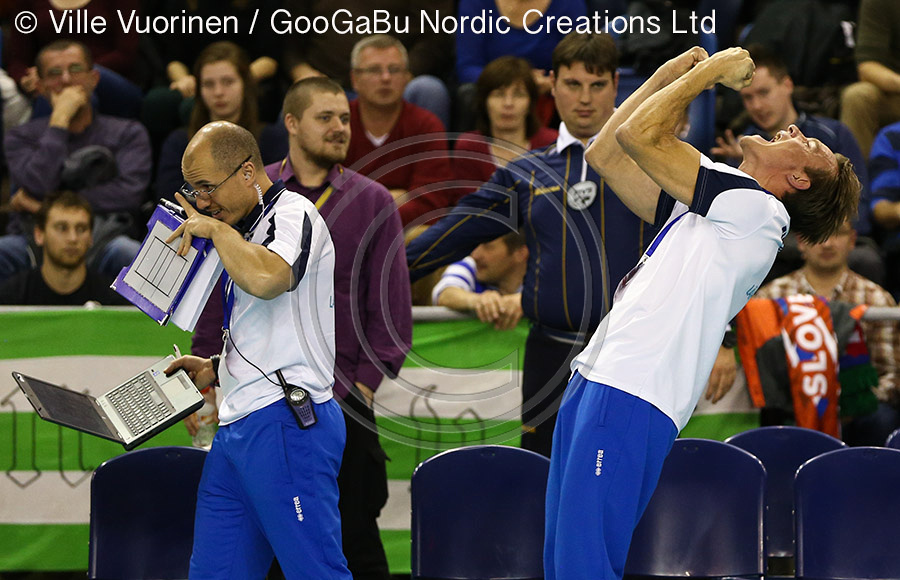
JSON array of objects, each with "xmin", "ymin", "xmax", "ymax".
[
  {"xmin": 354, "ymin": 65, "xmax": 407, "ymax": 77},
  {"xmin": 44, "ymin": 63, "xmax": 89, "ymax": 79},
  {"xmin": 180, "ymin": 155, "xmax": 251, "ymax": 202}
]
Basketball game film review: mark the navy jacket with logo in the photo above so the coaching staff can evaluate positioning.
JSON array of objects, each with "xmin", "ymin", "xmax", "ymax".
[{"xmin": 407, "ymin": 139, "xmax": 656, "ymax": 334}]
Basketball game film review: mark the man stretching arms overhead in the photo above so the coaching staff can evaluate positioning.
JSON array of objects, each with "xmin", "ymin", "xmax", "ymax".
[{"xmin": 544, "ymin": 46, "xmax": 861, "ymax": 580}]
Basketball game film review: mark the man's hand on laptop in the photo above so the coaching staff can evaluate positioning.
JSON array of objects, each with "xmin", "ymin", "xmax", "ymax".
[{"xmin": 165, "ymin": 355, "xmax": 216, "ymax": 390}]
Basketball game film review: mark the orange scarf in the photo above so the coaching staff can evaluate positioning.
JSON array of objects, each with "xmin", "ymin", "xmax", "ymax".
[
  {"xmin": 779, "ymin": 295, "xmax": 840, "ymax": 437},
  {"xmin": 736, "ymin": 296, "xmax": 841, "ymax": 437}
]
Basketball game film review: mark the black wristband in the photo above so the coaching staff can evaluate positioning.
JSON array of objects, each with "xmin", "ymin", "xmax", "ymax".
[
  {"xmin": 210, "ymin": 354, "xmax": 221, "ymax": 385},
  {"xmin": 722, "ymin": 329, "xmax": 737, "ymax": 349}
]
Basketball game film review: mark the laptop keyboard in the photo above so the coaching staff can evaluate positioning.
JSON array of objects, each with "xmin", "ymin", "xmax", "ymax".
[{"xmin": 106, "ymin": 372, "xmax": 172, "ymax": 435}]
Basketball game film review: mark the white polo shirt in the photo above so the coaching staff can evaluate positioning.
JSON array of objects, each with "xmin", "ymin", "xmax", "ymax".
[
  {"xmin": 573, "ymin": 155, "xmax": 789, "ymax": 430},
  {"xmin": 217, "ymin": 185, "xmax": 337, "ymax": 425}
]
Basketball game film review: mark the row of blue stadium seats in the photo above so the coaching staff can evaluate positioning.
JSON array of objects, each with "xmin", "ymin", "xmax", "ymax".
[{"xmin": 86, "ymin": 425, "xmax": 900, "ymax": 579}]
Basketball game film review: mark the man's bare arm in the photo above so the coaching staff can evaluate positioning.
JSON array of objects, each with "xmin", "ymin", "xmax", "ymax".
[
  {"xmin": 437, "ymin": 286, "xmax": 479, "ymax": 312},
  {"xmin": 586, "ymin": 47, "xmax": 709, "ymax": 223},
  {"xmin": 615, "ymin": 48, "xmax": 755, "ymax": 207},
  {"xmin": 872, "ymin": 199, "xmax": 900, "ymax": 229},
  {"xmin": 167, "ymin": 193, "xmax": 292, "ymax": 299},
  {"xmin": 858, "ymin": 61, "xmax": 900, "ymax": 93}
]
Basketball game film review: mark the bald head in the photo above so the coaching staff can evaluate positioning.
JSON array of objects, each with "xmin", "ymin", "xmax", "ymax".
[
  {"xmin": 185, "ymin": 121, "xmax": 263, "ymax": 174},
  {"xmin": 180, "ymin": 121, "xmax": 275, "ymax": 224}
]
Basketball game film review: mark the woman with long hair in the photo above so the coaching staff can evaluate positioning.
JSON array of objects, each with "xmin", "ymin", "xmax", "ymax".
[
  {"xmin": 155, "ymin": 42, "xmax": 267, "ymax": 201},
  {"xmin": 186, "ymin": 42, "xmax": 260, "ymax": 138},
  {"xmin": 453, "ymin": 56, "xmax": 558, "ymax": 196}
]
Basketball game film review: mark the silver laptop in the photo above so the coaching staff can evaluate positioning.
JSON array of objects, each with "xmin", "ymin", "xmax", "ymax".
[{"xmin": 12, "ymin": 356, "xmax": 204, "ymax": 450}]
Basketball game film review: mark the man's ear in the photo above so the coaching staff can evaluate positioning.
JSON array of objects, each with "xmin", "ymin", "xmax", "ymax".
[
  {"xmin": 284, "ymin": 112, "xmax": 299, "ymax": 136},
  {"xmin": 787, "ymin": 170, "xmax": 811, "ymax": 191},
  {"xmin": 241, "ymin": 161, "xmax": 256, "ymax": 186},
  {"xmin": 783, "ymin": 75, "xmax": 795, "ymax": 93},
  {"xmin": 34, "ymin": 226, "xmax": 45, "ymax": 248},
  {"xmin": 514, "ymin": 245, "xmax": 529, "ymax": 264},
  {"xmin": 549, "ymin": 70, "xmax": 557, "ymax": 99}
]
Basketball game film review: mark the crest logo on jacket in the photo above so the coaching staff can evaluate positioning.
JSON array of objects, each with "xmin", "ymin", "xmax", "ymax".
[{"xmin": 568, "ymin": 180, "xmax": 597, "ymax": 211}]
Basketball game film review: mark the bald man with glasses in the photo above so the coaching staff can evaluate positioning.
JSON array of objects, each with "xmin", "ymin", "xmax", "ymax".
[{"xmin": 166, "ymin": 121, "xmax": 352, "ymax": 580}]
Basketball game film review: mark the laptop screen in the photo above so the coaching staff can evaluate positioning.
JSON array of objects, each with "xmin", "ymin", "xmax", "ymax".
[{"xmin": 18, "ymin": 375, "xmax": 115, "ymax": 439}]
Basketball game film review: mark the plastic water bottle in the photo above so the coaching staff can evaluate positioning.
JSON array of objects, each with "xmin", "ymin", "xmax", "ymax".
[{"xmin": 192, "ymin": 400, "xmax": 217, "ymax": 450}]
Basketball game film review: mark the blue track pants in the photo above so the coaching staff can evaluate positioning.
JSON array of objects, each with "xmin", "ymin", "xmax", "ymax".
[
  {"xmin": 544, "ymin": 372, "xmax": 677, "ymax": 580},
  {"xmin": 190, "ymin": 399, "xmax": 351, "ymax": 579}
]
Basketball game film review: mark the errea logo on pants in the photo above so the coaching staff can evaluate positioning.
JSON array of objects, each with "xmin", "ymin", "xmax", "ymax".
[
  {"xmin": 293, "ymin": 496, "xmax": 304, "ymax": 522},
  {"xmin": 595, "ymin": 449, "xmax": 604, "ymax": 476}
]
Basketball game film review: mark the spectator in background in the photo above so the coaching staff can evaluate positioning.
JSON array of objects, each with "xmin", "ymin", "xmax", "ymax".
[
  {"xmin": 0, "ymin": 192, "xmax": 127, "ymax": 305},
  {"xmin": 281, "ymin": 0, "xmax": 454, "ymax": 128},
  {"xmin": 0, "ymin": 40, "xmax": 149, "ymax": 283},
  {"xmin": 144, "ymin": 0, "xmax": 281, "ymax": 100},
  {"xmin": 869, "ymin": 120, "xmax": 900, "ymax": 298},
  {"xmin": 268, "ymin": 76, "xmax": 412, "ymax": 580},
  {"xmin": 453, "ymin": 56, "xmax": 558, "ymax": 196},
  {"xmin": 755, "ymin": 219, "xmax": 900, "ymax": 446},
  {"xmin": 712, "ymin": 44, "xmax": 882, "ymax": 284},
  {"xmin": 345, "ymin": 34, "xmax": 456, "ymax": 228},
  {"xmin": 155, "ymin": 42, "xmax": 282, "ymax": 202},
  {"xmin": 840, "ymin": 0, "xmax": 900, "ymax": 158},
  {"xmin": 140, "ymin": 0, "xmax": 284, "ymax": 157},
  {"xmin": 7, "ymin": 0, "xmax": 143, "ymax": 119},
  {"xmin": 432, "ymin": 231, "xmax": 528, "ymax": 331},
  {"xmin": 454, "ymin": 0, "xmax": 587, "ymax": 129}
]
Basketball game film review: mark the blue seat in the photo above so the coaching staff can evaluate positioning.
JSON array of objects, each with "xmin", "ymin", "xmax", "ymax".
[
  {"xmin": 886, "ymin": 427, "xmax": 900, "ymax": 449},
  {"xmin": 411, "ymin": 444, "xmax": 549, "ymax": 580},
  {"xmin": 624, "ymin": 438, "xmax": 767, "ymax": 578},
  {"xmin": 795, "ymin": 446, "xmax": 900, "ymax": 580},
  {"xmin": 726, "ymin": 426, "xmax": 845, "ymax": 562},
  {"xmin": 88, "ymin": 446, "xmax": 207, "ymax": 580}
]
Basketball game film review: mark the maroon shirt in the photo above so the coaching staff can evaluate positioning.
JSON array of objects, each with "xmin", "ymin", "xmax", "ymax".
[
  {"xmin": 345, "ymin": 100, "xmax": 457, "ymax": 226},
  {"xmin": 452, "ymin": 127, "xmax": 559, "ymax": 196}
]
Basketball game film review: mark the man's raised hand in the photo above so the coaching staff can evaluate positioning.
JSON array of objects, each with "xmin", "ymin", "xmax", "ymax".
[
  {"xmin": 709, "ymin": 47, "xmax": 755, "ymax": 91},
  {"xmin": 165, "ymin": 192, "xmax": 221, "ymax": 256},
  {"xmin": 661, "ymin": 46, "xmax": 710, "ymax": 84}
]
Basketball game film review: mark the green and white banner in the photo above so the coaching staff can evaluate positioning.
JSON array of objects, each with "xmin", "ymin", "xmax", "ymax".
[{"xmin": 0, "ymin": 307, "xmax": 756, "ymax": 573}]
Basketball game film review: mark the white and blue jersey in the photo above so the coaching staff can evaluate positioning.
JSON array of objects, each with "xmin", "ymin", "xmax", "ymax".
[
  {"xmin": 431, "ymin": 257, "xmax": 489, "ymax": 304},
  {"xmin": 573, "ymin": 154, "xmax": 789, "ymax": 430},
  {"xmin": 218, "ymin": 180, "xmax": 337, "ymax": 425},
  {"xmin": 190, "ymin": 180, "xmax": 349, "ymax": 579},
  {"xmin": 544, "ymin": 155, "xmax": 790, "ymax": 580}
]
